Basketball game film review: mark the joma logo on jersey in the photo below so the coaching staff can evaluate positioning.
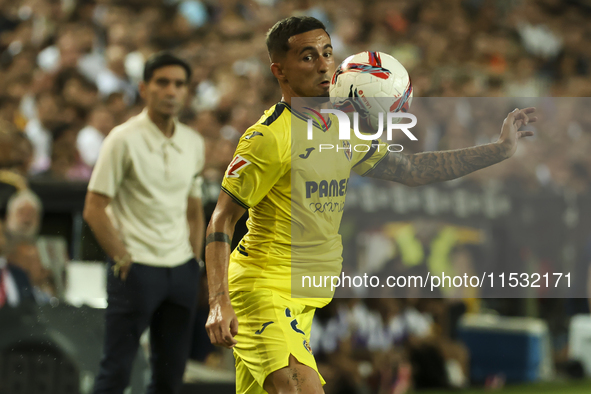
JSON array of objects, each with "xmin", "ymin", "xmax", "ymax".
[
  {"xmin": 299, "ymin": 147, "xmax": 315, "ymax": 159},
  {"xmin": 306, "ymin": 179, "xmax": 348, "ymax": 198},
  {"xmin": 226, "ymin": 155, "xmax": 251, "ymax": 178}
]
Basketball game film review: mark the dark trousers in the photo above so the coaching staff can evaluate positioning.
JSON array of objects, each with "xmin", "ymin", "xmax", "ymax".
[{"xmin": 93, "ymin": 258, "xmax": 200, "ymax": 394}]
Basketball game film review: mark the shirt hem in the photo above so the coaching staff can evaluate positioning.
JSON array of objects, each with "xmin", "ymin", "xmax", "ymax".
[
  {"xmin": 131, "ymin": 253, "xmax": 194, "ymax": 268},
  {"xmin": 221, "ymin": 186, "xmax": 250, "ymax": 209}
]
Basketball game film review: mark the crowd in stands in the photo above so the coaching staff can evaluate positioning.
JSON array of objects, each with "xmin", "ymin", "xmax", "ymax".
[
  {"xmin": 0, "ymin": 0, "xmax": 588, "ymax": 192},
  {"xmin": 1, "ymin": 0, "xmax": 590, "ymax": 392},
  {"xmin": 310, "ymin": 297, "xmax": 470, "ymax": 393}
]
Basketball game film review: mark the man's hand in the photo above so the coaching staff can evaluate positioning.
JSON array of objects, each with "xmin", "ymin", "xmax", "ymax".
[
  {"xmin": 497, "ymin": 107, "xmax": 537, "ymax": 159},
  {"xmin": 206, "ymin": 296, "xmax": 239, "ymax": 348},
  {"xmin": 84, "ymin": 191, "xmax": 134, "ymax": 280},
  {"xmin": 113, "ymin": 253, "xmax": 133, "ymax": 281}
]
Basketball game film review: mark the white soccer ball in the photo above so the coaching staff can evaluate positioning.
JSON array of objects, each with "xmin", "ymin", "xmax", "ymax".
[{"xmin": 329, "ymin": 51, "xmax": 413, "ymax": 131}]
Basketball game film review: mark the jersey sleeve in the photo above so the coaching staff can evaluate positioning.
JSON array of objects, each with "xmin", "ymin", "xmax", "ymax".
[
  {"xmin": 221, "ymin": 125, "xmax": 286, "ymax": 209},
  {"xmin": 350, "ymin": 134, "xmax": 389, "ymax": 176},
  {"xmin": 88, "ymin": 129, "xmax": 130, "ymax": 198}
]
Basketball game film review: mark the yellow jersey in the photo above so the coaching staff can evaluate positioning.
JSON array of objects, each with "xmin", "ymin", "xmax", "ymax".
[{"xmin": 222, "ymin": 101, "xmax": 388, "ymax": 307}]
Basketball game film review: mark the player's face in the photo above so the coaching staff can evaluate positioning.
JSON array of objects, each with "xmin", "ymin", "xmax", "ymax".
[
  {"xmin": 141, "ymin": 65, "xmax": 189, "ymax": 117},
  {"xmin": 282, "ymin": 29, "xmax": 334, "ymax": 98}
]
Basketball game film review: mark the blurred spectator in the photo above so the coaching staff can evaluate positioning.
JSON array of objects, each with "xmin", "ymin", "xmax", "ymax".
[
  {"xmin": 0, "ymin": 127, "xmax": 28, "ymax": 211},
  {"xmin": 5, "ymin": 189, "xmax": 42, "ymax": 242},
  {"xmin": 310, "ymin": 297, "xmax": 469, "ymax": 392},
  {"xmin": 0, "ymin": 96, "xmax": 22, "ymax": 126},
  {"xmin": 105, "ymin": 92, "xmax": 131, "ymax": 124},
  {"xmin": 0, "ymin": 121, "xmax": 29, "ymax": 170},
  {"xmin": 76, "ymin": 106, "xmax": 115, "ymax": 167},
  {"xmin": 56, "ymin": 68, "xmax": 100, "ymax": 112},
  {"xmin": 34, "ymin": 124, "xmax": 92, "ymax": 181},
  {"xmin": 96, "ymin": 45, "xmax": 136, "ymax": 104},
  {"xmin": 0, "ymin": 219, "xmax": 35, "ymax": 308},
  {"xmin": 6, "ymin": 239, "xmax": 55, "ymax": 304},
  {"xmin": 37, "ymin": 28, "xmax": 83, "ymax": 73},
  {"xmin": 24, "ymin": 92, "xmax": 61, "ymax": 173},
  {"xmin": 10, "ymin": 131, "xmax": 34, "ymax": 177}
]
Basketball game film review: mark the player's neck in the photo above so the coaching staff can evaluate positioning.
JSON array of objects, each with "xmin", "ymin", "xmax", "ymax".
[
  {"xmin": 147, "ymin": 108, "xmax": 175, "ymax": 138},
  {"xmin": 280, "ymin": 84, "xmax": 298, "ymax": 107},
  {"xmin": 281, "ymin": 94, "xmax": 292, "ymax": 107}
]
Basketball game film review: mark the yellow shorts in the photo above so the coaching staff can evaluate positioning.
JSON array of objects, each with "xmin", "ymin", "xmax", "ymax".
[{"xmin": 231, "ymin": 289, "xmax": 326, "ymax": 394}]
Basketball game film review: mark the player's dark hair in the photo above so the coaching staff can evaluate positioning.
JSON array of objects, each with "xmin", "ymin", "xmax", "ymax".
[
  {"xmin": 266, "ymin": 16, "xmax": 329, "ymax": 60},
  {"xmin": 143, "ymin": 52, "xmax": 192, "ymax": 83}
]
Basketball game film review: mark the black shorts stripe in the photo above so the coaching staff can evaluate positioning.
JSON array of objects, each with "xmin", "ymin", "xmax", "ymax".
[
  {"xmin": 221, "ymin": 186, "xmax": 250, "ymax": 209},
  {"xmin": 237, "ymin": 245, "xmax": 249, "ymax": 256}
]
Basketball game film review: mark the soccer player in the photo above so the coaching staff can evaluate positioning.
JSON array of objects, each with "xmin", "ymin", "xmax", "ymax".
[
  {"xmin": 205, "ymin": 16, "xmax": 536, "ymax": 394},
  {"xmin": 84, "ymin": 52, "xmax": 205, "ymax": 394}
]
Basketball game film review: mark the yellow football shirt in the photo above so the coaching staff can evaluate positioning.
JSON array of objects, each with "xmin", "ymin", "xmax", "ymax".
[{"xmin": 222, "ymin": 101, "xmax": 388, "ymax": 307}]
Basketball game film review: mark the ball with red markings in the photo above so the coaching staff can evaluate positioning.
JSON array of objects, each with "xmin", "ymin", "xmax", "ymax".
[{"xmin": 330, "ymin": 51, "xmax": 413, "ymax": 130}]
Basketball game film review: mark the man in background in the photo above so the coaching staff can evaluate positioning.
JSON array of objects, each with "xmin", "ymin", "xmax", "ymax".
[
  {"xmin": 76, "ymin": 106, "xmax": 116, "ymax": 167},
  {"xmin": 0, "ymin": 220, "xmax": 34, "ymax": 309},
  {"xmin": 6, "ymin": 240, "xmax": 54, "ymax": 305},
  {"xmin": 84, "ymin": 52, "xmax": 206, "ymax": 394},
  {"xmin": 5, "ymin": 190, "xmax": 42, "ymax": 242}
]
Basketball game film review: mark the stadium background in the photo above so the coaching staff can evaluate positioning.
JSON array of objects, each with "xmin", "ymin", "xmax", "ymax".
[{"xmin": 1, "ymin": 0, "xmax": 591, "ymax": 393}]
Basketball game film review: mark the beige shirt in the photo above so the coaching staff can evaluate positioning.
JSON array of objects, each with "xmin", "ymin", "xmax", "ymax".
[{"xmin": 88, "ymin": 109, "xmax": 205, "ymax": 267}]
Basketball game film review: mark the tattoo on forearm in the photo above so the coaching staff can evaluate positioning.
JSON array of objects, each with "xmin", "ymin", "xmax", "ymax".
[
  {"xmin": 290, "ymin": 369, "xmax": 303, "ymax": 391},
  {"xmin": 366, "ymin": 143, "xmax": 507, "ymax": 186},
  {"xmin": 205, "ymin": 232, "xmax": 232, "ymax": 246}
]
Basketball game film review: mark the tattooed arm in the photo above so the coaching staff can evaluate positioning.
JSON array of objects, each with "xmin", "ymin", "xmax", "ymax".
[
  {"xmin": 365, "ymin": 107, "xmax": 537, "ymax": 186},
  {"xmin": 365, "ymin": 142, "xmax": 510, "ymax": 186}
]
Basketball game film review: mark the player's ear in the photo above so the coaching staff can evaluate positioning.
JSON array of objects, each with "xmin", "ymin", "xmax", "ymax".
[{"xmin": 270, "ymin": 62, "xmax": 286, "ymax": 82}]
